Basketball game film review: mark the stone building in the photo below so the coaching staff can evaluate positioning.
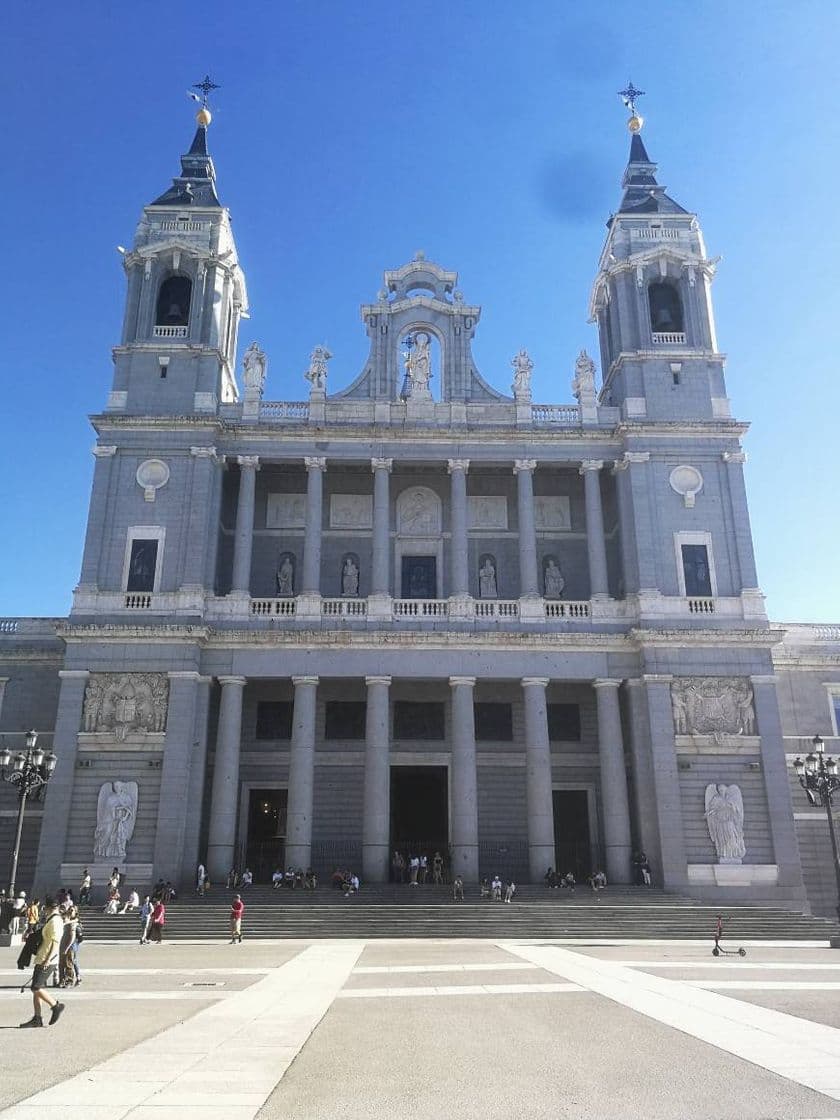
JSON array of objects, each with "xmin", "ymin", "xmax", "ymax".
[{"xmin": 1, "ymin": 103, "xmax": 839, "ymax": 912}]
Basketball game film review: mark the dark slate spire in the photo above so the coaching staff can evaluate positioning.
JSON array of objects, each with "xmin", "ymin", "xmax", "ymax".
[
  {"xmin": 617, "ymin": 125, "xmax": 687, "ymax": 216},
  {"xmin": 150, "ymin": 113, "xmax": 221, "ymax": 207}
]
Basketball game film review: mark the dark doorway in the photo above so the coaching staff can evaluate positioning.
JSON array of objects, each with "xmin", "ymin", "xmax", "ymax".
[
  {"xmin": 401, "ymin": 555, "xmax": 436, "ymax": 599},
  {"xmin": 245, "ymin": 788, "xmax": 287, "ymax": 882},
  {"xmin": 390, "ymin": 766, "xmax": 448, "ymax": 860},
  {"xmin": 553, "ymin": 790, "xmax": 594, "ymax": 880}
]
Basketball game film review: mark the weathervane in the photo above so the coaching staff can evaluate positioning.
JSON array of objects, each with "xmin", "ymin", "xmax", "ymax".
[
  {"xmin": 188, "ymin": 75, "xmax": 220, "ymax": 109},
  {"xmin": 618, "ymin": 81, "xmax": 644, "ymax": 116}
]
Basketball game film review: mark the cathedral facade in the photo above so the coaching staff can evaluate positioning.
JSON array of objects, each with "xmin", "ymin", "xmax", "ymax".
[{"xmin": 2, "ymin": 104, "xmax": 839, "ymax": 913}]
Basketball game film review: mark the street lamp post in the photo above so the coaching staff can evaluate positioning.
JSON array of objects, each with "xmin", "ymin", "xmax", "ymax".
[
  {"xmin": 0, "ymin": 730, "xmax": 57, "ymax": 898},
  {"xmin": 793, "ymin": 735, "xmax": 840, "ymax": 931}
]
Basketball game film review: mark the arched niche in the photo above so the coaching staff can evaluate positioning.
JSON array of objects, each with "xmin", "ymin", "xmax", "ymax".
[
  {"xmin": 156, "ymin": 275, "xmax": 192, "ymax": 327},
  {"xmin": 395, "ymin": 486, "xmax": 443, "ymax": 599},
  {"xmin": 648, "ymin": 281, "xmax": 684, "ymax": 334},
  {"xmin": 398, "ymin": 324, "xmax": 444, "ymax": 402}
]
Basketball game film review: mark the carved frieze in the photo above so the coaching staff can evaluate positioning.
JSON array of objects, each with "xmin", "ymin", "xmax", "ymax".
[
  {"xmin": 534, "ymin": 496, "xmax": 571, "ymax": 531},
  {"xmin": 330, "ymin": 494, "xmax": 373, "ymax": 529},
  {"xmin": 266, "ymin": 493, "xmax": 307, "ymax": 529},
  {"xmin": 671, "ymin": 677, "xmax": 756, "ymax": 739},
  {"xmin": 468, "ymin": 496, "xmax": 508, "ymax": 530},
  {"xmin": 82, "ymin": 673, "xmax": 169, "ymax": 741}
]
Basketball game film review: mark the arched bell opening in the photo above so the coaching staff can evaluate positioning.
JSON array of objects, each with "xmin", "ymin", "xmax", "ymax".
[
  {"xmin": 155, "ymin": 275, "xmax": 192, "ymax": 328},
  {"xmin": 648, "ymin": 281, "xmax": 684, "ymax": 335}
]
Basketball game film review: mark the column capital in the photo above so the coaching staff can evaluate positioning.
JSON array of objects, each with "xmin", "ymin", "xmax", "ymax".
[
  {"xmin": 304, "ymin": 456, "xmax": 327, "ymax": 472},
  {"xmin": 593, "ymin": 678, "xmax": 622, "ymax": 690},
  {"xmin": 750, "ymin": 674, "xmax": 777, "ymax": 686},
  {"xmin": 168, "ymin": 670, "xmax": 201, "ymax": 681},
  {"xmin": 449, "ymin": 676, "xmax": 476, "ymax": 688},
  {"xmin": 236, "ymin": 455, "xmax": 260, "ymax": 470},
  {"xmin": 191, "ymin": 446, "xmax": 219, "ymax": 460},
  {"xmin": 513, "ymin": 458, "xmax": 537, "ymax": 475},
  {"xmin": 58, "ymin": 669, "xmax": 90, "ymax": 680},
  {"xmin": 292, "ymin": 675, "xmax": 320, "ymax": 687},
  {"xmin": 92, "ymin": 445, "xmax": 117, "ymax": 458},
  {"xmin": 521, "ymin": 676, "xmax": 550, "ymax": 688},
  {"xmin": 722, "ymin": 451, "xmax": 748, "ymax": 464},
  {"xmin": 579, "ymin": 459, "xmax": 604, "ymax": 474},
  {"xmin": 447, "ymin": 459, "xmax": 470, "ymax": 474},
  {"xmin": 217, "ymin": 675, "xmax": 247, "ymax": 687},
  {"xmin": 625, "ymin": 678, "xmax": 645, "ymax": 689},
  {"xmin": 642, "ymin": 673, "xmax": 673, "ymax": 684},
  {"xmin": 371, "ymin": 457, "xmax": 393, "ymax": 473},
  {"xmin": 365, "ymin": 675, "xmax": 392, "ymax": 686}
]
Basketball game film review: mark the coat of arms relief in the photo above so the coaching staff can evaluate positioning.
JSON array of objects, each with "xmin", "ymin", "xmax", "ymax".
[
  {"xmin": 82, "ymin": 673, "xmax": 169, "ymax": 741},
  {"xmin": 670, "ymin": 677, "xmax": 756, "ymax": 741}
]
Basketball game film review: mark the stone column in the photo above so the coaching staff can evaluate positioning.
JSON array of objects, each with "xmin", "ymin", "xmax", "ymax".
[
  {"xmin": 722, "ymin": 452, "xmax": 760, "ymax": 592},
  {"xmin": 286, "ymin": 676, "xmax": 319, "ymax": 869},
  {"xmin": 580, "ymin": 460, "xmax": 610, "ymax": 599},
  {"xmin": 78, "ymin": 447, "xmax": 117, "ymax": 591},
  {"xmin": 33, "ymin": 670, "xmax": 89, "ymax": 893},
  {"xmin": 447, "ymin": 460, "xmax": 470, "ymax": 598},
  {"xmin": 625, "ymin": 678, "xmax": 662, "ymax": 872},
  {"xmin": 180, "ymin": 675, "xmax": 212, "ymax": 883},
  {"xmin": 153, "ymin": 671, "xmax": 199, "ymax": 882},
  {"xmin": 522, "ymin": 677, "xmax": 555, "ymax": 881},
  {"xmin": 450, "ymin": 676, "xmax": 479, "ymax": 879},
  {"xmin": 182, "ymin": 448, "xmax": 220, "ymax": 592},
  {"xmin": 751, "ymin": 674, "xmax": 807, "ymax": 897},
  {"xmin": 302, "ymin": 457, "xmax": 327, "ymax": 595},
  {"xmin": 514, "ymin": 460, "xmax": 539, "ymax": 599},
  {"xmin": 643, "ymin": 674, "xmax": 688, "ymax": 889},
  {"xmin": 363, "ymin": 675, "xmax": 391, "ymax": 883},
  {"xmin": 370, "ymin": 458, "xmax": 393, "ymax": 599},
  {"xmin": 206, "ymin": 676, "xmax": 246, "ymax": 880},
  {"xmin": 230, "ymin": 456, "xmax": 260, "ymax": 594},
  {"xmin": 593, "ymin": 679, "xmax": 633, "ymax": 883}
]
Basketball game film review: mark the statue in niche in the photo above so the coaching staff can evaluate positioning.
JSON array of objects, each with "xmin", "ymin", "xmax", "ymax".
[
  {"xmin": 93, "ymin": 781, "xmax": 138, "ymax": 861},
  {"xmin": 341, "ymin": 556, "xmax": 360, "ymax": 597},
  {"xmin": 242, "ymin": 342, "xmax": 267, "ymax": 395},
  {"xmin": 276, "ymin": 554, "xmax": 295, "ymax": 597},
  {"xmin": 84, "ymin": 673, "xmax": 168, "ymax": 741},
  {"xmin": 405, "ymin": 332, "xmax": 432, "ymax": 395},
  {"xmin": 704, "ymin": 783, "xmax": 746, "ymax": 864},
  {"xmin": 511, "ymin": 349, "xmax": 533, "ymax": 400},
  {"xmin": 304, "ymin": 344, "xmax": 332, "ymax": 391},
  {"xmin": 670, "ymin": 678, "xmax": 756, "ymax": 739},
  {"xmin": 572, "ymin": 349, "xmax": 597, "ymax": 408},
  {"xmin": 479, "ymin": 556, "xmax": 498, "ymax": 599},
  {"xmin": 543, "ymin": 557, "xmax": 565, "ymax": 600}
]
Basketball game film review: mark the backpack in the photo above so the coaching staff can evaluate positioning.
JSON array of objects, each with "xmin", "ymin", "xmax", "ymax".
[
  {"xmin": 16, "ymin": 926, "xmax": 43, "ymax": 971},
  {"xmin": 75, "ymin": 921, "xmax": 84, "ymax": 944}
]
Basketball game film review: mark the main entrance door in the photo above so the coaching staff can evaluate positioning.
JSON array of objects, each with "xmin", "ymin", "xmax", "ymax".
[
  {"xmin": 553, "ymin": 789, "xmax": 594, "ymax": 880},
  {"xmin": 390, "ymin": 766, "xmax": 448, "ymax": 872},
  {"xmin": 245, "ymin": 788, "xmax": 287, "ymax": 882},
  {"xmin": 401, "ymin": 556, "xmax": 436, "ymax": 599}
]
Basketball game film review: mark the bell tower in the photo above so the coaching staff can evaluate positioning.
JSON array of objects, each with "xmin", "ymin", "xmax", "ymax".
[
  {"xmin": 107, "ymin": 89, "xmax": 248, "ymax": 416},
  {"xmin": 589, "ymin": 87, "xmax": 729, "ymax": 423}
]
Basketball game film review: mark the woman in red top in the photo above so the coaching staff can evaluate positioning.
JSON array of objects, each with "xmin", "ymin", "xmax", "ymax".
[
  {"xmin": 230, "ymin": 894, "xmax": 244, "ymax": 944},
  {"xmin": 148, "ymin": 899, "xmax": 166, "ymax": 943}
]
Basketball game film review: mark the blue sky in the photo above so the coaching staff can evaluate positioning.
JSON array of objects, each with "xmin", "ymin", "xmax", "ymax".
[{"xmin": 2, "ymin": 1, "xmax": 837, "ymax": 621}]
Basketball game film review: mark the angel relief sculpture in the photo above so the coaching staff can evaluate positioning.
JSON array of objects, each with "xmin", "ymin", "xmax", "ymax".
[
  {"xmin": 704, "ymin": 783, "xmax": 746, "ymax": 864},
  {"xmin": 93, "ymin": 781, "xmax": 138, "ymax": 861}
]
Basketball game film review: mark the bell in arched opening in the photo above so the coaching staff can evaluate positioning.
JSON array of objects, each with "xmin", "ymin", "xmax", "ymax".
[
  {"xmin": 155, "ymin": 275, "xmax": 192, "ymax": 328},
  {"xmin": 648, "ymin": 282, "xmax": 684, "ymax": 334}
]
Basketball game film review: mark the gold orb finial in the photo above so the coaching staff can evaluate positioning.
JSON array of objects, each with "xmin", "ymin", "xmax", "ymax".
[
  {"xmin": 627, "ymin": 113, "xmax": 643, "ymax": 134},
  {"xmin": 196, "ymin": 107, "xmax": 212, "ymax": 127}
]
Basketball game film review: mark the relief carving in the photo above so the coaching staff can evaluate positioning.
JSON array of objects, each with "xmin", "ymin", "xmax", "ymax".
[
  {"xmin": 93, "ymin": 780, "xmax": 139, "ymax": 861},
  {"xmin": 671, "ymin": 677, "xmax": 756, "ymax": 739},
  {"xmin": 83, "ymin": 674, "xmax": 169, "ymax": 741},
  {"xmin": 704, "ymin": 783, "xmax": 746, "ymax": 864}
]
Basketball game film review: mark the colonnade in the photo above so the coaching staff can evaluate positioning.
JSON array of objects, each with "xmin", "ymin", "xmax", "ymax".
[
  {"xmin": 204, "ymin": 675, "xmax": 633, "ymax": 885},
  {"xmin": 227, "ymin": 456, "xmax": 610, "ymax": 600}
]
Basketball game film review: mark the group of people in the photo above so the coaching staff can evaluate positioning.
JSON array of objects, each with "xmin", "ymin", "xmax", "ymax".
[
  {"xmin": 480, "ymin": 875, "xmax": 517, "ymax": 903},
  {"xmin": 391, "ymin": 850, "xmax": 446, "ymax": 885},
  {"xmin": 543, "ymin": 868, "xmax": 609, "ymax": 892},
  {"xmin": 330, "ymin": 868, "xmax": 360, "ymax": 896},
  {"xmin": 272, "ymin": 867, "xmax": 317, "ymax": 890}
]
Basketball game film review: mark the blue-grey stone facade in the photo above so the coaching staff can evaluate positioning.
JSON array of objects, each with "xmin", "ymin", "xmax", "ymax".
[{"xmin": 1, "ymin": 113, "xmax": 836, "ymax": 911}]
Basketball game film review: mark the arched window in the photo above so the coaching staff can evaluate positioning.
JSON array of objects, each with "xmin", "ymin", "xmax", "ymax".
[
  {"xmin": 155, "ymin": 275, "xmax": 192, "ymax": 327},
  {"xmin": 648, "ymin": 282, "xmax": 684, "ymax": 334}
]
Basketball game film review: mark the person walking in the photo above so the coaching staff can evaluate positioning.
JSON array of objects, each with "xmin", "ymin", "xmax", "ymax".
[
  {"xmin": 148, "ymin": 897, "xmax": 166, "ymax": 943},
  {"xmin": 19, "ymin": 896, "xmax": 66, "ymax": 1028},
  {"xmin": 196, "ymin": 863, "xmax": 206, "ymax": 896},
  {"xmin": 229, "ymin": 894, "xmax": 244, "ymax": 944},
  {"xmin": 79, "ymin": 869, "xmax": 92, "ymax": 906},
  {"xmin": 452, "ymin": 875, "xmax": 464, "ymax": 902},
  {"xmin": 138, "ymin": 896, "xmax": 152, "ymax": 944}
]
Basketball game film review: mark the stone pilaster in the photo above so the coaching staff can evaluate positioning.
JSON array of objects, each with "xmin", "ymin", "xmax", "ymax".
[
  {"xmin": 580, "ymin": 460, "xmax": 609, "ymax": 599},
  {"xmin": 206, "ymin": 676, "xmax": 246, "ymax": 880},
  {"xmin": 301, "ymin": 457, "xmax": 327, "ymax": 596},
  {"xmin": 362, "ymin": 675, "xmax": 391, "ymax": 883},
  {"xmin": 613, "ymin": 452, "xmax": 656, "ymax": 593},
  {"xmin": 593, "ymin": 679, "xmax": 632, "ymax": 883},
  {"xmin": 77, "ymin": 447, "xmax": 117, "ymax": 591},
  {"xmin": 286, "ymin": 676, "xmax": 319, "ymax": 870},
  {"xmin": 722, "ymin": 452, "xmax": 760, "ymax": 592},
  {"xmin": 447, "ymin": 460, "xmax": 470, "ymax": 598},
  {"xmin": 180, "ymin": 675, "xmax": 212, "ymax": 882},
  {"xmin": 624, "ymin": 678, "xmax": 662, "ymax": 873},
  {"xmin": 450, "ymin": 676, "xmax": 479, "ymax": 880},
  {"xmin": 230, "ymin": 456, "xmax": 260, "ymax": 594},
  {"xmin": 522, "ymin": 677, "xmax": 555, "ymax": 882},
  {"xmin": 181, "ymin": 448, "xmax": 220, "ymax": 592},
  {"xmin": 370, "ymin": 458, "xmax": 393, "ymax": 606},
  {"xmin": 643, "ymin": 674, "xmax": 688, "ymax": 889},
  {"xmin": 153, "ymin": 671, "xmax": 200, "ymax": 882},
  {"xmin": 514, "ymin": 460, "xmax": 539, "ymax": 600},
  {"xmin": 33, "ymin": 670, "xmax": 89, "ymax": 893}
]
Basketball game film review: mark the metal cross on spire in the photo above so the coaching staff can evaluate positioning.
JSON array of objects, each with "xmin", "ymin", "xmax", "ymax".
[
  {"xmin": 618, "ymin": 81, "xmax": 645, "ymax": 116},
  {"xmin": 192, "ymin": 75, "xmax": 220, "ymax": 107}
]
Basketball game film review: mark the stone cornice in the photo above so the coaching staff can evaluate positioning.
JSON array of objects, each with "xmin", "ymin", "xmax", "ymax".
[
  {"xmin": 56, "ymin": 623, "xmax": 209, "ymax": 644},
  {"xmin": 629, "ymin": 627, "xmax": 780, "ymax": 649}
]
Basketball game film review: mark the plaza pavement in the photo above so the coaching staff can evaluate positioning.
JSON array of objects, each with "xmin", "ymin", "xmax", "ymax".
[{"xmin": 2, "ymin": 937, "xmax": 840, "ymax": 1118}]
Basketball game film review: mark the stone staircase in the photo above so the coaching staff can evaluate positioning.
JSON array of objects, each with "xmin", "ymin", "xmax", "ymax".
[{"xmin": 78, "ymin": 885, "xmax": 839, "ymax": 942}]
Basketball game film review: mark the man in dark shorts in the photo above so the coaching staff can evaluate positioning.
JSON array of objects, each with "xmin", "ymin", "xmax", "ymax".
[{"xmin": 20, "ymin": 896, "xmax": 65, "ymax": 1028}]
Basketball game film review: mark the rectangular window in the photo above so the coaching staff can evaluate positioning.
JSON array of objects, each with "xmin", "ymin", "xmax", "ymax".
[
  {"xmin": 547, "ymin": 703, "xmax": 582, "ymax": 742},
  {"xmin": 474, "ymin": 703, "xmax": 513, "ymax": 742},
  {"xmin": 324, "ymin": 701, "xmax": 367, "ymax": 740},
  {"xmin": 126, "ymin": 539, "xmax": 159, "ymax": 593},
  {"xmin": 681, "ymin": 544, "xmax": 712, "ymax": 596},
  {"xmin": 394, "ymin": 701, "xmax": 445, "ymax": 741},
  {"xmin": 255, "ymin": 701, "xmax": 293, "ymax": 741}
]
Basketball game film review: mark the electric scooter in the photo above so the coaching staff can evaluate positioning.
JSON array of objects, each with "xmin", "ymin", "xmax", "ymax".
[{"xmin": 712, "ymin": 914, "xmax": 746, "ymax": 957}]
